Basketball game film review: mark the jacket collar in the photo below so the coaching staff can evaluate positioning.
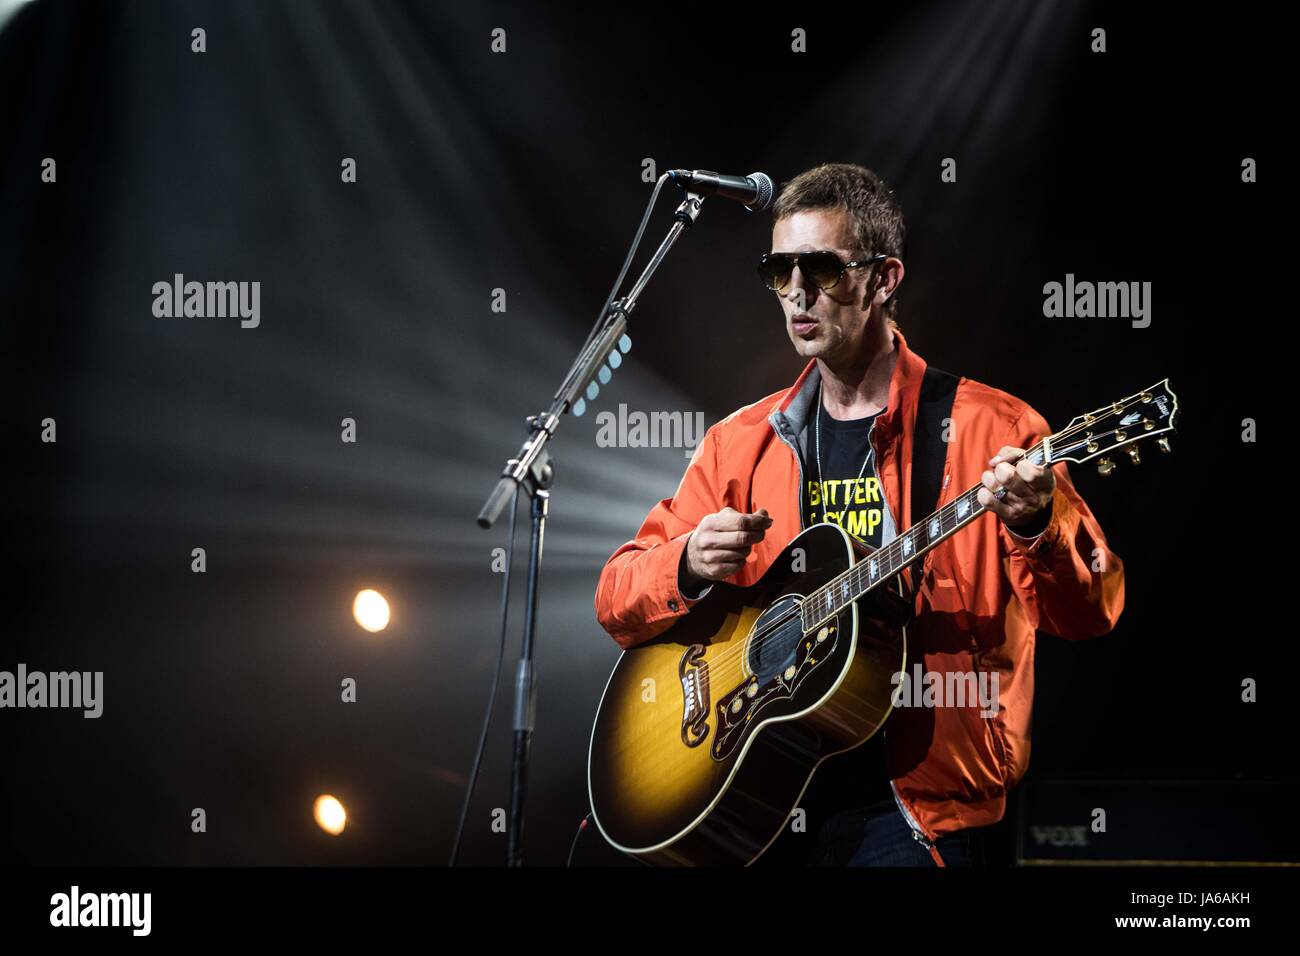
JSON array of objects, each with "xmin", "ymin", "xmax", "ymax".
[{"xmin": 769, "ymin": 327, "xmax": 929, "ymax": 447}]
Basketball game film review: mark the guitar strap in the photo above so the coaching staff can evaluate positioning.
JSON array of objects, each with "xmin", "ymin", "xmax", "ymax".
[
  {"xmin": 906, "ymin": 364, "xmax": 959, "ymax": 599},
  {"xmin": 894, "ymin": 363, "xmax": 960, "ymax": 867}
]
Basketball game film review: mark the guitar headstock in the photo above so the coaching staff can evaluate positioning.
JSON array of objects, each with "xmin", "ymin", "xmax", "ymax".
[{"xmin": 1046, "ymin": 378, "xmax": 1179, "ymax": 474}]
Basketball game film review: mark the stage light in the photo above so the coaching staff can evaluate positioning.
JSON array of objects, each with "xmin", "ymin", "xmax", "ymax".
[
  {"xmin": 0, "ymin": 0, "xmax": 35, "ymax": 34},
  {"xmin": 352, "ymin": 589, "xmax": 390, "ymax": 632},
  {"xmin": 313, "ymin": 794, "xmax": 347, "ymax": 835}
]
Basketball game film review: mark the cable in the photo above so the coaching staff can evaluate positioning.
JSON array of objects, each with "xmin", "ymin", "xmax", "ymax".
[
  {"xmin": 584, "ymin": 172, "xmax": 670, "ymax": 352},
  {"xmin": 557, "ymin": 173, "xmax": 672, "ymax": 405},
  {"xmin": 448, "ymin": 484, "xmax": 520, "ymax": 866},
  {"xmin": 566, "ymin": 810, "xmax": 593, "ymax": 867}
]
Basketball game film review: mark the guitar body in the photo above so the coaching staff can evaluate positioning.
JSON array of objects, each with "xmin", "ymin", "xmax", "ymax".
[{"xmin": 587, "ymin": 523, "xmax": 912, "ymax": 866}]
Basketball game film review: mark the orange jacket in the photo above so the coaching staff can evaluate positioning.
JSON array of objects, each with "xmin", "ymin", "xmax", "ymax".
[{"xmin": 593, "ymin": 328, "xmax": 1125, "ymax": 843}]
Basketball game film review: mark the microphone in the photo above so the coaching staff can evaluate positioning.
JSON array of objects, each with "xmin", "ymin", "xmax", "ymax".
[{"xmin": 667, "ymin": 169, "xmax": 774, "ymax": 211}]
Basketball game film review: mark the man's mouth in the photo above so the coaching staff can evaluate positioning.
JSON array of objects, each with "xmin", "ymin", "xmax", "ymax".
[{"xmin": 791, "ymin": 314, "xmax": 818, "ymax": 337}]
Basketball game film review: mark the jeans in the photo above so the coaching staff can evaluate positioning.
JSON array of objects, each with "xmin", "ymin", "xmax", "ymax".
[{"xmin": 806, "ymin": 799, "xmax": 987, "ymax": 867}]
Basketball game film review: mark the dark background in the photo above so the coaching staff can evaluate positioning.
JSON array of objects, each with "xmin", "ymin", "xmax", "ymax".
[{"xmin": 0, "ymin": 0, "xmax": 1283, "ymax": 866}]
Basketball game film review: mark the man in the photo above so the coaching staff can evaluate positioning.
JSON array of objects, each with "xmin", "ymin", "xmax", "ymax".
[{"xmin": 593, "ymin": 163, "xmax": 1124, "ymax": 866}]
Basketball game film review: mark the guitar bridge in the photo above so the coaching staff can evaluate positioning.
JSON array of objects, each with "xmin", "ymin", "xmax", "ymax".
[{"xmin": 679, "ymin": 643, "xmax": 710, "ymax": 748}]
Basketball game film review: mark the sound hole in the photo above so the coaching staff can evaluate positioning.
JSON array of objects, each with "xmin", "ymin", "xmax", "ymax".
[{"xmin": 746, "ymin": 597, "xmax": 805, "ymax": 684}]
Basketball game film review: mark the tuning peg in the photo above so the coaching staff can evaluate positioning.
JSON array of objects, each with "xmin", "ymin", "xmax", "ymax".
[
  {"xmin": 1127, "ymin": 446, "xmax": 1141, "ymax": 465},
  {"xmin": 1097, "ymin": 457, "xmax": 1115, "ymax": 476},
  {"xmin": 1157, "ymin": 436, "xmax": 1171, "ymax": 453}
]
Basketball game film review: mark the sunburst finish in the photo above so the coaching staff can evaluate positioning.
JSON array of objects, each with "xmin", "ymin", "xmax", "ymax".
[{"xmin": 588, "ymin": 523, "xmax": 909, "ymax": 866}]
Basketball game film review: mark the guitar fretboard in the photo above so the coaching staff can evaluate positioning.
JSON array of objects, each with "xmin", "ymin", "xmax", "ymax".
[{"xmin": 799, "ymin": 440, "xmax": 1049, "ymax": 633}]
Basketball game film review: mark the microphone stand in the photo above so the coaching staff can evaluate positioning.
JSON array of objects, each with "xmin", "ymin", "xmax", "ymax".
[{"xmin": 476, "ymin": 186, "xmax": 706, "ymax": 866}]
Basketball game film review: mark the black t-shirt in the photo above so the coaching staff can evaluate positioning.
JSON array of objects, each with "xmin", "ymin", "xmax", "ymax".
[
  {"xmin": 802, "ymin": 409, "xmax": 887, "ymax": 549},
  {"xmin": 801, "ymin": 405, "xmax": 894, "ymax": 809}
]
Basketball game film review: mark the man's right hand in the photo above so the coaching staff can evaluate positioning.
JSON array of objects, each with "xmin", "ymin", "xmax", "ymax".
[{"xmin": 682, "ymin": 507, "xmax": 773, "ymax": 587}]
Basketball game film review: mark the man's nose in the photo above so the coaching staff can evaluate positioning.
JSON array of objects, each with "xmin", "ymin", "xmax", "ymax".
[{"xmin": 785, "ymin": 265, "xmax": 816, "ymax": 309}]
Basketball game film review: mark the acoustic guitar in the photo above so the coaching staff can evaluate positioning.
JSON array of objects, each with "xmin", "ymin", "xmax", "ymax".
[{"xmin": 587, "ymin": 379, "xmax": 1179, "ymax": 865}]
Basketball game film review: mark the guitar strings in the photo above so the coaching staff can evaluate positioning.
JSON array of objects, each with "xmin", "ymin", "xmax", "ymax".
[
  {"xmin": 699, "ymin": 393, "xmax": 1166, "ymax": 674},
  {"xmin": 799, "ymin": 396, "xmax": 1162, "ymax": 627},
  {"xmin": 704, "ymin": 434, "xmax": 1049, "ymax": 676},
  {"xmin": 699, "ymin": 401, "xmax": 1165, "ymax": 677}
]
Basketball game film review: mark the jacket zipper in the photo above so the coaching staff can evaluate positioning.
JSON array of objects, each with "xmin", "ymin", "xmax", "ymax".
[
  {"xmin": 866, "ymin": 417, "xmax": 897, "ymax": 547},
  {"xmin": 768, "ymin": 412, "xmax": 807, "ymax": 530},
  {"xmin": 889, "ymin": 776, "xmax": 938, "ymax": 850}
]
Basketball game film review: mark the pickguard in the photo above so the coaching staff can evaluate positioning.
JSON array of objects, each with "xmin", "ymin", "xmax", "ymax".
[{"xmin": 709, "ymin": 596, "xmax": 843, "ymax": 761}]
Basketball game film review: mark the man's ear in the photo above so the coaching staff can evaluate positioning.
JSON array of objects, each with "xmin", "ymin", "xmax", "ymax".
[{"xmin": 879, "ymin": 260, "xmax": 903, "ymax": 303}]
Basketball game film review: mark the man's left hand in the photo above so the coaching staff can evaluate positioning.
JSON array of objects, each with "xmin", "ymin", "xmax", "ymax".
[{"xmin": 976, "ymin": 446, "xmax": 1055, "ymax": 530}]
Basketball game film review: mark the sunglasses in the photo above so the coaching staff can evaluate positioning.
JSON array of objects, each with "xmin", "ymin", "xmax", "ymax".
[{"xmin": 757, "ymin": 250, "xmax": 887, "ymax": 292}]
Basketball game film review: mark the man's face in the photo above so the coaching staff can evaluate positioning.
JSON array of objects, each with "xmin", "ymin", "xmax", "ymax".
[{"xmin": 769, "ymin": 208, "xmax": 880, "ymax": 364}]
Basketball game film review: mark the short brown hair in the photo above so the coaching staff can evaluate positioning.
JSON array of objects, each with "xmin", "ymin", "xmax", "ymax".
[{"xmin": 772, "ymin": 163, "xmax": 906, "ymax": 321}]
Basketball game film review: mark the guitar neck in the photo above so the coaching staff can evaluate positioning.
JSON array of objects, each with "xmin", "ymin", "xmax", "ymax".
[
  {"xmin": 800, "ymin": 440, "xmax": 1050, "ymax": 633},
  {"xmin": 796, "ymin": 376, "xmax": 1180, "ymax": 633}
]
